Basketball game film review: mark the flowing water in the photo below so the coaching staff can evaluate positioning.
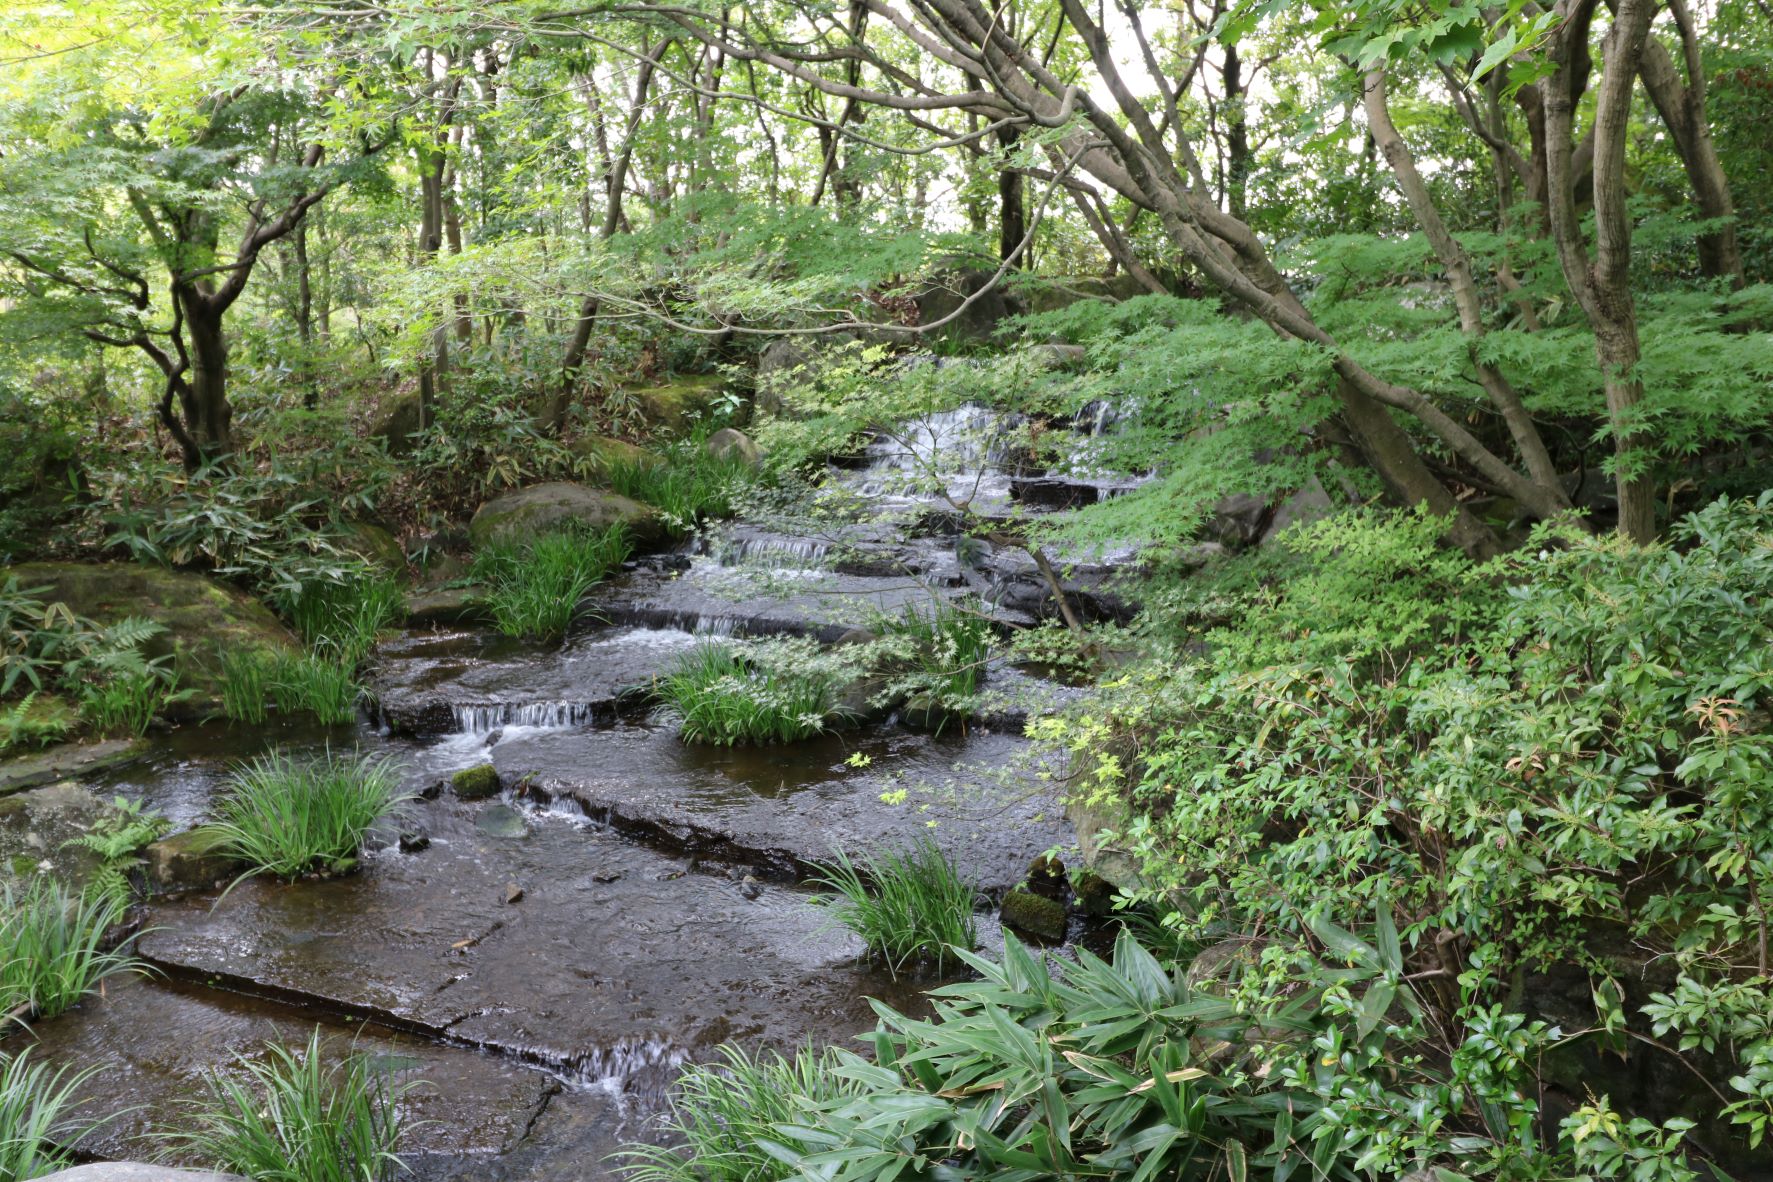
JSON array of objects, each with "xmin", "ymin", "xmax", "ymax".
[{"xmin": 2, "ymin": 398, "xmax": 1141, "ymax": 1178}]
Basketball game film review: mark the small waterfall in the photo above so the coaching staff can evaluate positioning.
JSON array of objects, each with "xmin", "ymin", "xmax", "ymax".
[
  {"xmin": 565, "ymin": 1038, "xmax": 688, "ymax": 1093},
  {"xmin": 450, "ymin": 700, "xmax": 596, "ymax": 734},
  {"xmin": 710, "ymin": 536, "xmax": 830, "ymax": 570}
]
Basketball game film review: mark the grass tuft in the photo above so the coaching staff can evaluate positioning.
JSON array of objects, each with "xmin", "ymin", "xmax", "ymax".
[
  {"xmin": 809, "ymin": 838, "xmax": 980, "ymax": 974},
  {"xmin": 275, "ymin": 572, "xmax": 405, "ymax": 667},
  {"xmin": 0, "ymin": 1050, "xmax": 98, "ymax": 1181},
  {"xmin": 198, "ymin": 750, "xmax": 411, "ymax": 881},
  {"xmin": 160, "ymin": 1027, "xmax": 415, "ymax": 1182},
  {"xmin": 615, "ymin": 1043, "xmax": 860, "ymax": 1182},
  {"xmin": 603, "ymin": 447, "xmax": 754, "ymax": 538},
  {"xmin": 472, "ymin": 525, "xmax": 631, "ymax": 642},
  {"xmin": 0, "ymin": 878, "xmax": 141, "ymax": 1022},
  {"xmin": 658, "ymin": 642, "xmax": 841, "ymax": 746}
]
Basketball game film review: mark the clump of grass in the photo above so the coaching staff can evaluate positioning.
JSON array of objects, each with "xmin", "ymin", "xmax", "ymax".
[
  {"xmin": 869, "ymin": 596, "xmax": 992, "ymax": 709},
  {"xmin": 275, "ymin": 572, "xmax": 405, "ymax": 667},
  {"xmin": 659, "ymin": 641, "xmax": 844, "ymax": 746},
  {"xmin": 161, "ymin": 1027, "xmax": 414, "ymax": 1182},
  {"xmin": 221, "ymin": 650, "xmax": 361, "ymax": 726},
  {"xmin": 604, "ymin": 447, "xmax": 754, "ymax": 537},
  {"xmin": 219, "ymin": 649, "xmax": 271, "ymax": 724},
  {"xmin": 616, "ymin": 1043, "xmax": 860, "ymax": 1182},
  {"xmin": 198, "ymin": 751, "xmax": 410, "ymax": 881},
  {"xmin": 77, "ymin": 660, "xmax": 181, "ymax": 737},
  {"xmin": 809, "ymin": 838, "xmax": 980, "ymax": 973},
  {"xmin": 0, "ymin": 878, "xmax": 140, "ymax": 1022},
  {"xmin": 0, "ymin": 1051, "xmax": 98, "ymax": 1180},
  {"xmin": 471, "ymin": 524, "xmax": 631, "ymax": 642}
]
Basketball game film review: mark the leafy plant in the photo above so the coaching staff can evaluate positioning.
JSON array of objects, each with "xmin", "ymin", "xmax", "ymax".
[
  {"xmin": 160, "ymin": 1027, "xmax": 415, "ymax": 1182},
  {"xmin": 471, "ymin": 524, "xmax": 631, "ymax": 642},
  {"xmin": 0, "ymin": 878, "xmax": 140, "ymax": 1023},
  {"xmin": 866, "ymin": 597, "xmax": 993, "ymax": 719},
  {"xmin": 0, "ymin": 578, "xmax": 93, "ymax": 697},
  {"xmin": 272, "ymin": 573, "xmax": 403, "ymax": 667},
  {"xmin": 75, "ymin": 655, "xmax": 180, "ymax": 737},
  {"xmin": 198, "ymin": 751, "xmax": 410, "ymax": 882},
  {"xmin": 0, "ymin": 693, "xmax": 74, "ymax": 753},
  {"xmin": 267, "ymin": 653, "xmax": 362, "ymax": 726},
  {"xmin": 63, "ymin": 795, "xmax": 170, "ymax": 907},
  {"xmin": 617, "ymin": 1044, "xmax": 862, "ymax": 1182},
  {"xmin": 0, "ymin": 1051, "xmax": 98, "ymax": 1182},
  {"xmin": 658, "ymin": 640, "xmax": 848, "ymax": 746},
  {"xmin": 603, "ymin": 444, "xmax": 755, "ymax": 537},
  {"xmin": 808, "ymin": 838, "xmax": 979, "ymax": 973},
  {"xmin": 219, "ymin": 649, "xmax": 271, "ymax": 724}
]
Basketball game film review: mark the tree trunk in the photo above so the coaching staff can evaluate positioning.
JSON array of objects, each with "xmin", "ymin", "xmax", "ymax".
[
  {"xmin": 1223, "ymin": 37, "xmax": 1249, "ymax": 220},
  {"xmin": 293, "ymin": 220, "xmax": 316, "ymax": 409},
  {"xmin": 997, "ymin": 127, "xmax": 1026, "ymax": 264},
  {"xmin": 176, "ymin": 290, "xmax": 233, "ymax": 466}
]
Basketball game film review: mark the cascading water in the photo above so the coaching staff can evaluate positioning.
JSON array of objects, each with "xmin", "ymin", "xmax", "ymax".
[{"xmin": 451, "ymin": 700, "xmax": 599, "ymax": 733}]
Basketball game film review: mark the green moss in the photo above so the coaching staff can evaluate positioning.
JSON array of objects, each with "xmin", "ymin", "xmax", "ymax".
[
  {"xmin": 632, "ymin": 374, "xmax": 727, "ymax": 434},
  {"xmin": 999, "ymin": 889, "xmax": 1067, "ymax": 941},
  {"xmin": 451, "ymin": 763, "xmax": 501, "ymax": 799}
]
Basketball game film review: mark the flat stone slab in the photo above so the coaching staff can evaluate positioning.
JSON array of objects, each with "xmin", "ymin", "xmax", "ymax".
[
  {"xmin": 494, "ymin": 721, "xmax": 1073, "ymax": 897},
  {"xmin": 36, "ymin": 1166, "xmax": 246, "ymax": 1182},
  {"xmin": 137, "ymin": 797, "xmax": 920, "ymax": 1087},
  {"xmin": 0, "ymin": 738, "xmax": 148, "ymax": 796},
  {"xmin": 6, "ymin": 974, "xmax": 554, "ymax": 1165}
]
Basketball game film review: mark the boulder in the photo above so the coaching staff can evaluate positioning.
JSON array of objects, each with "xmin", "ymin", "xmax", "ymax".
[
  {"xmin": 452, "ymin": 763, "xmax": 502, "ymax": 800},
  {"xmin": 0, "ymin": 780, "xmax": 111, "ymax": 889},
  {"xmin": 1258, "ymin": 478, "xmax": 1335, "ymax": 545},
  {"xmin": 369, "ymin": 391, "xmax": 427, "ymax": 456},
  {"xmin": 6, "ymin": 563, "xmax": 298, "ymax": 720},
  {"xmin": 756, "ymin": 333, "xmax": 863, "ymax": 418},
  {"xmin": 339, "ymin": 520, "xmax": 406, "ymax": 573},
  {"xmin": 37, "ymin": 1167, "xmax": 247, "ymax": 1182},
  {"xmin": 144, "ymin": 829, "xmax": 242, "ymax": 894},
  {"xmin": 999, "ymin": 889, "xmax": 1068, "ymax": 941},
  {"xmin": 631, "ymin": 374, "xmax": 727, "ymax": 434},
  {"xmin": 1205, "ymin": 492, "xmax": 1271, "ymax": 550},
  {"xmin": 913, "ymin": 269, "xmax": 1025, "ymax": 346},
  {"xmin": 705, "ymin": 427, "xmax": 762, "ymax": 467},
  {"xmin": 572, "ymin": 434, "xmax": 656, "ymax": 477},
  {"xmin": 467, "ymin": 483, "xmax": 664, "ymax": 549},
  {"xmin": 1070, "ymin": 868, "xmax": 1117, "ymax": 917},
  {"xmin": 404, "ymin": 586, "xmax": 492, "ymax": 629}
]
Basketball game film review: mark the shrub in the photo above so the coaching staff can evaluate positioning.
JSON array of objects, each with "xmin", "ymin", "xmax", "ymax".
[
  {"xmin": 161, "ymin": 1027, "xmax": 414, "ymax": 1182},
  {"xmin": 617, "ymin": 1044, "xmax": 861, "ymax": 1182},
  {"xmin": 659, "ymin": 640, "xmax": 846, "ymax": 745},
  {"xmin": 199, "ymin": 751, "xmax": 410, "ymax": 881},
  {"xmin": 809, "ymin": 838, "xmax": 979, "ymax": 973},
  {"xmin": 0, "ymin": 878, "xmax": 140, "ymax": 1022},
  {"xmin": 0, "ymin": 1051, "xmax": 97, "ymax": 1181},
  {"xmin": 603, "ymin": 445, "xmax": 755, "ymax": 538},
  {"xmin": 471, "ymin": 525, "xmax": 631, "ymax": 642}
]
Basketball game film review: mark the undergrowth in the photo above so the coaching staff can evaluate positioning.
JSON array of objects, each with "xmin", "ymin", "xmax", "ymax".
[
  {"xmin": 63, "ymin": 795, "xmax": 170, "ymax": 907},
  {"xmin": 866, "ymin": 597, "xmax": 993, "ymax": 720},
  {"xmin": 471, "ymin": 524, "xmax": 630, "ymax": 642},
  {"xmin": 198, "ymin": 751, "xmax": 410, "ymax": 882},
  {"xmin": 603, "ymin": 444, "xmax": 755, "ymax": 538},
  {"xmin": 809, "ymin": 838, "xmax": 979, "ymax": 973}
]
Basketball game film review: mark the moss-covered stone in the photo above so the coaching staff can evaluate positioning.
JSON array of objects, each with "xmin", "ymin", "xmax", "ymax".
[
  {"xmin": 144, "ymin": 829, "xmax": 243, "ymax": 895},
  {"xmin": 705, "ymin": 427, "xmax": 762, "ymax": 467},
  {"xmin": 339, "ymin": 520, "xmax": 407, "ymax": 573},
  {"xmin": 8, "ymin": 562, "xmax": 298, "ymax": 720},
  {"xmin": 999, "ymin": 889, "xmax": 1068, "ymax": 941},
  {"xmin": 467, "ymin": 482, "xmax": 665, "ymax": 548},
  {"xmin": 451, "ymin": 763, "xmax": 502, "ymax": 799},
  {"xmin": 1070, "ymin": 868, "xmax": 1116, "ymax": 917},
  {"xmin": 572, "ymin": 434, "xmax": 657, "ymax": 476},
  {"xmin": 631, "ymin": 373, "xmax": 726, "ymax": 434},
  {"xmin": 0, "ymin": 780, "xmax": 110, "ymax": 892}
]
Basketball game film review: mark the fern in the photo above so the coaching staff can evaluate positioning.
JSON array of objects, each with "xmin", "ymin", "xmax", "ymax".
[{"xmin": 62, "ymin": 796, "xmax": 170, "ymax": 907}]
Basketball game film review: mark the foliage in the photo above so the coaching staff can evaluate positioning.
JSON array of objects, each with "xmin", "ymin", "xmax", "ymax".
[
  {"xmin": 659, "ymin": 640, "xmax": 850, "ymax": 746},
  {"xmin": 0, "ymin": 694, "xmax": 75, "ymax": 753},
  {"xmin": 63, "ymin": 795, "xmax": 171, "ymax": 907},
  {"xmin": 221, "ymin": 651, "xmax": 361, "ymax": 727},
  {"xmin": 617, "ymin": 1043, "xmax": 864, "ymax": 1182},
  {"xmin": 865, "ymin": 598, "xmax": 993, "ymax": 719},
  {"xmin": 0, "ymin": 1051, "xmax": 97, "ymax": 1182},
  {"xmin": 808, "ymin": 839, "xmax": 980, "ymax": 973},
  {"xmin": 0, "ymin": 878, "xmax": 140, "ymax": 1022},
  {"xmin": 161, "ymin": 1027, "xmax": 415, "ymax": 1182},
  {"xmin": 1033, "ymin": 495, "xmax": 1773, "ymax": 1176},
  {"xmin": 75, "ymin": 654, "xmax": 181, "ymax": 738},
  {"xmin": 470, "ymin": 524, "xmax": 631, "ymax": 642},
  {"xmin": 199, "ymin": 751, "xmax": 410, "ymax": 882},
  {"xmin": 0, "ymin": 581, "xmax": 176, "ymax": 735},
  {"xmin": 273, "ymin": 573, "xmax": 404, "ymax": 668},
  {"xmin": 219, "ymin": 649, "xmax": 272, "ymax": 724},
  {"xmin": 603, "ymin": 444, "xmax": 756, "ymax": 538}
]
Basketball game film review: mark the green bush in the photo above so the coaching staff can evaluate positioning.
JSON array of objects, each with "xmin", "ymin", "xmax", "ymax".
[
  {"xmin": 199, "ymin": 751, "xmax": 410, "ymax": 881},
  {"xmin": 616, "ymin": 1044, "xmax": 862, "ymax": 1182},
  {"xmin": 604, "ymin": 445, "xmax": 755, "ymax": 537},
  {"xmin": 0, "ymin": 1050, "xmax": 97, "ymax": 1181},
  {"xmin": 161, "ymin": 1027, "xmax": 414, "ymax": 1182},
  {"xmin": 1031, "ymin": 493, "xmax": 1773, "ymax": 1177},
  {"xmin": 0, "ymin": 878, "xmax": 140, "ymax": 1022},
  {"xmin": 471, "ymin": 524, "xmax": 631, "ymax": 642},
  {"xmin": 809, "ymin": 838, "xmax": 979, "ymax": 973},
  {"xmin": 659, "ymin": 640, "xmax": 847, "ymax": 745}
]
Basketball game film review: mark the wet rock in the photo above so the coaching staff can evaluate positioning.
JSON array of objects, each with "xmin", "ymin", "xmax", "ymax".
[
  {"xmin": 339, "ymin": 520, "xmax": 406, "ymax": 573},
  {"xmin": 1000, "ymin": 890, "xmax": 1068, "ymax": 941},
  {"xmin": 1070, "ymin": 868, "xmax": 1116, "ymax": 917},
  {"xmin": 898, "ymin": 695, "xmax": 956, "ymax": 734},
  {"xmin": 0, "ymin": 737, "xmax": 149, "ymax": 797},
  {"xmin": 706, "ymin": 427, "xmax": 762, "ymax": 467},
  {"xmin": 1025, "ymin": 854, "xmax": 1068, "ymax": 902},
  {"xmin": 738, "ymin": 875, "xmax": 762, "ymax": 901},
  {"xmin": 468, "ymin": 482, "xmax": 665, "ymax": 549},
  {"xmin": 7, "ymin": 563, "xmax": 298, "ymax": 720},
  {"xmin": 144, "ymin": 830, "xmax": 242, "ymax": 895},
  {"xmin": 452, "ymin": 763, "xmax": 502, "ymax": 800},
  {"xmin": 36, "ymin": 1166, "xmax": 247, "ymax": 1182},
  {"xmin": 0, "ymin": 780, "xmax": 112, "ymax": 890},
  {"xmin": 476, "ymin": 804, "xmax": 529, "ymax": 839},
  {"xmin": 399, "ymin": 831, "xmax": 431, "ymax": 854},
  {"xmin": 505, "ymin": 882, "xmax": 525, "ymax": 904},
  {"xmin": 591, "ymin": 870, "xmax": 621, "ymax": 884},
  {"xmin": 1011, "ymin": 477, "xmax": 1100, "ymax": 510}
]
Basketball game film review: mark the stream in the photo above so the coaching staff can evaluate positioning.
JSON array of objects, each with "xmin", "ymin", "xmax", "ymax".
[{"xmin": 3, "ymin": 403, "xmax": 1141, "ymax": 1179}]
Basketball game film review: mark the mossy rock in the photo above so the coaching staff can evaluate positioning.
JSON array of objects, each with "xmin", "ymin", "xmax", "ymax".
[
  {"xmin": 999, "ymin": 889, "xmax": 1068, "ymax": 941},
  {"xmin": 8, "ymin": 562, "xmax": 298, "ymax": 720},
  {"xmin": 468, "ymin": 482, "xmax": 665, "ymax": 548},
  {"xmin": 339, "ymin": 520, "xmax": 407, "ymax": 573},
  {"xmin": 1070, "ymin": 868, "xmax": 1116, "ymax": 917},
  {"xmin": 0, "ymin": 780, "xmax": 111, "ymax": 892},
  {"xmin": 144, "ymin": 829, "xmax": 243, "ymax": 895},
  {"xmin": 451, "ymin": 763, "xmax": 502, "ymax": 799},
  {"xmin": 572, "ymin": 434, "xmax": 658, "ymax": 477},
  {"xmin": 630, "ymin": 374, "xmax": 726, "ymax": 434},
  {"xmin": 705, "ymin": 427, "xmax": 762, "ymax": 467}
]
